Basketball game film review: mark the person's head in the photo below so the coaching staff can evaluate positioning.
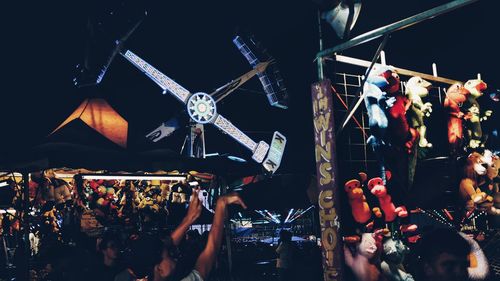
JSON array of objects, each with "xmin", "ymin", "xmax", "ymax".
[
  {"xmin": 153, "ymin": 237, "xmax": 180, "ymax": 281},
  {"xmin": 99, "ymin": 235, "xmax": 121, "ymax": 263},
  {"xmin": 186, "ymin": 229, "xmax": 200, "ymax": 241},
  {"xmin": 279, "ymin": 229, "xmax": 292, "ymax": 243},
  {"xmin": 416, "ymin": 228, "xmax": 471, "ymax": 281},
  {"xmin": 126, "ymin": 234, "xmax": 163, "ymax": 279}
]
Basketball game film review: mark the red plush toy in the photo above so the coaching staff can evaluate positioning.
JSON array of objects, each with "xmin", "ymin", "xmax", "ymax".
[
  {"xmin": 444, "ymin": 83, "xmax": 470, "ymax": 154},
  {"xmin": 381, "ymin": 69, "xmax": 418, "ymax": 153},
  {"xmin": 368, "ymin": 177, "xmax": 401, "ymax": 222},
  {"xmin": 344, "ymin": 178, "xmax": 371, "ymax": 224},
  {"xmin": 367, "ymin": 177, "xmax": 417, "ymax": 233}
]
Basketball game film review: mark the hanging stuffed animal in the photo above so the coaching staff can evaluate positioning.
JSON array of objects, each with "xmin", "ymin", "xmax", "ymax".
[
  {"xmin": 344, "ymin": 176, "xmax": 372, "ymax": 224},
  {"xmin": 459, "ymin": 152, "xmax": 493, "ymax": 211},
  {"xmin": 364, "ymin": 65, "xmax": 400, "ymax": 183},
  {"xmin": 367, "ymin": 177, "xmax": 417, "ymax": 233},
  {"xmin": 405, "ymin": 76, "xmax": 433, "ymax": 148},
  {"xmin": 380, "ymin": 237, "xmax": 415, "ymax": 281},
  {"xmin": 444, "ymin": 83, "xmax": 471, "ymax": 154},
  {"xmin": 382, "ymin": 70, "xmax": 418, "ymax": 154},
  {"xmin": 463, "ymin": 79, "xmax": 490, "ymax": 148}
]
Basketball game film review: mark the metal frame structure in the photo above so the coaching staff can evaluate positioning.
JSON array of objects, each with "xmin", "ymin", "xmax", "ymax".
[
  {"xmin": 316, "ymin": 0, "xmax": 479, "ymax": 79},
  {"xmin": 312, "ymin": 1, "xmax": 480, "ymax": 280}
]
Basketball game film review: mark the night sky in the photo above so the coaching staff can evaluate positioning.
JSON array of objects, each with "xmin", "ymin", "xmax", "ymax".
[{"xmin": 0, "ymin": 0, "xmax": 498, "ymax": 178}]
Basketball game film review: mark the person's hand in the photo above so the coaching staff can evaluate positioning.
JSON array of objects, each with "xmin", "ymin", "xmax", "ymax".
[
  {"xmin": 217, "ymin": 193, "xmax": 248, "ymax": 209},
  {"xmin": 185, "ymin": 188, "xmax": 202, "ymax": 224},
  {"xmin": 344, "ymin": 245, "xmax": 381, "ymax": 281}
]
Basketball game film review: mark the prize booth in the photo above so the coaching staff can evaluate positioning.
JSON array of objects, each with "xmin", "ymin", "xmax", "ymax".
[{"xmin": 0, "ymin": 142, "xmax": 259, "ymax": 280}]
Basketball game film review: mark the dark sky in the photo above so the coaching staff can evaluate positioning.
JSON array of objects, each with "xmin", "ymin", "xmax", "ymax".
[{"xmin": 0, "ymin": 0, "xmax": 497, "ymax": 175}]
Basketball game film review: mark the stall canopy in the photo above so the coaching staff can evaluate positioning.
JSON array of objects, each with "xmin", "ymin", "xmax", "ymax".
[{"xmin": 50, "ymin": 98, "xmax": 129, "ymax": 148}]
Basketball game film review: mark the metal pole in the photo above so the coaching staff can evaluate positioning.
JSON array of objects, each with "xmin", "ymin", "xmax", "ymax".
[
  {"xmin": 317, "ymin": 10, "xmax": 325, "ymax": 80},
  {"xmin": 337, "ymin": 34, "xmax": 389, "ymax": 136},
  {"xmin": 316, "ymin": 0, "xmax": 479, "ymax": 59},
  {"xmin": 22, "ymin": 172, "xmax": 30, "ymax": 281}
]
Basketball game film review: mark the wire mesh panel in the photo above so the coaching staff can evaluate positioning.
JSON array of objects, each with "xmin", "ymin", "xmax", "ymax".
[
  {"xmin": 331, "ymin": 70, "xmax": 451, "ymax": 183},
  {"xmin": 332, "ymin": 72, "xmax": 373, "ymax": 178}
]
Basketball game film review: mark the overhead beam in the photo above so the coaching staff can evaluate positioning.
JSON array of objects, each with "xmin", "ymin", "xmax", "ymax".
[
  {"xmin": 316, "ymin": 0, "xmax": 479, "ymax": 60},
  {"xmin": 334, "ymin": 55, "xmax": 462, "ymax": 85}
]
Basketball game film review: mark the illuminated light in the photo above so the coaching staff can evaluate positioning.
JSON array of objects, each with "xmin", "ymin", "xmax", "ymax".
[
  {"xmin": 80, "ymin": 175, "xmax": 187, "ymax": 181},
  {"xmin": 0, "ymin": 182, "xmax": 9, "ymax": 188},
  {"xmin": 289, "ymin": 205, "xmax": 315, "ymax": 223},
  {"xmin": 284, "ymin": 209, "xmax": 294, "ymax": 223}
]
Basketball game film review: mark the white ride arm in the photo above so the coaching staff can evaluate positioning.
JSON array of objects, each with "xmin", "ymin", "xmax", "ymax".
[
  {"xmin": 212, "ymin": 114, "xmax": 269, "ymax": 163},
  {"xmin": 122, "ymin": 50, "xmax": 192, "ymax": 104}
]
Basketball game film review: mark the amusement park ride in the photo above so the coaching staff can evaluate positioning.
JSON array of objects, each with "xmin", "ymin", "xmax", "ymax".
[{"xmin": 120, "ymin": 35, "xmax": 287, "ymax": 173}]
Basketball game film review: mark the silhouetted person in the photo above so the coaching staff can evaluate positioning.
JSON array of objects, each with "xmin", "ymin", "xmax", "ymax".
[
  {"xmin": 276, "ymin": 230, "xmax": 295, "ymax": 281},
  {"xmin": 94, "ymin": 235, "xmax": 124, "ymax": 281},
  {"xmin": 414, "ymin": 228, "xmax": 471, "ymax": 281},
  {"xmin": 153, "ymin": 192, "xmax": 247, "ymax": 281}
]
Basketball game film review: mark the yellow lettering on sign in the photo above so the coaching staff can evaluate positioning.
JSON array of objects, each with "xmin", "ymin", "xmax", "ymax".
[
  {"xmin": 319, "ymin": 208, "xmax": 337, "ymax": 226},
  {"xmin": 315, "ymin": 142, "xmax": 331, "ymax": 162},
  {"xmin": 317, "ymin": 85, "xmax": 324, "ymax": 99},
  {"xmin": 322, "ymin": 227, "xmax": 337, "ymax": 251},
  {"xmin": 319, "ymin": 163, "xmax": 332, "ymax": 185},
  {"xmin": 312, "ymin": 99, "xmax": 319, "ymax": 115},
  {"xmin": 325, "ymin": 268, "xmax": 339, "ymax": 281},
  {"xmin": 314, "ymin": 112, "xmax": 331, "ymax": 134},
  {"xmin": 319, "ymin": 190, "xmax": 334, "ymax": 209},
  {"xmin": 318, "ymin": 96, "xmax": 329, "ymax": 111}
]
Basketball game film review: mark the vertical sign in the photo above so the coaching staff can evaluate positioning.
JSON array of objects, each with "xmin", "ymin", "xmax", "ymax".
[{"xmin": 311, "ymin": 79, "xmax": 342, "ymax": 281}]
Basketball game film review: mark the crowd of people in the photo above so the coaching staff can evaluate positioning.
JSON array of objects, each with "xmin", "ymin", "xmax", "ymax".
[{"xmin": 23, "ymin": 189, "xmax": 246, "ymax": 281}]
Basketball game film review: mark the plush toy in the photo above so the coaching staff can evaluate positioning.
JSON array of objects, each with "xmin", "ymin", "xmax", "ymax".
[
  {"xmin": 364, "ymin": 65, "xmax": 400, "ymax": 183},
  {"xmin": 463, "ymin": 79, "xmax": 489, "ymax": 149},
  {"xmin": 138, "ymin": 196, "xmax": 160, "ymax": 213},
  {"xmin": 458, "ymin": 232, "xmax": 489, "ymax": 281},
  {"xmin": 368, "ymin": 177, "xmax": 405, "ymax": 222},
  {"xmin": 405, "ymin": 76, "xmax": 433, "ymax": 148},
  {"xmin": 479, "ymin": 151, "xmax": 500, "ymax": 215},
  {"xmin": 382, "ymin": 71, "xmax": 418, "ymax": 154},
  {"xmin": 42, "ymin": 205, "xmax": 60, "ymax": 234},
  {"xmin": 367, "ymin": 177, "xmax": 417, "ymax": 233},
  {"xmin": 444, "ymin": 83, "xmax": 470, "ymax": 154},
  {"xmin": 344, "ymin": 177, "xmax": 372, "ymax": 224},
  {"xmin": 459, "ymin": 152, "xmax": 492, "ymax": 211},
  {"xmin": 380, "ymin": 237, "xmax": 414, "ymax": 281}
]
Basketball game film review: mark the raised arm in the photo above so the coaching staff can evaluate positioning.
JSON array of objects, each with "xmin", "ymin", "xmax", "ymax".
[
  {"xmin": 170, "ymin": 189, "xmax": 202, "ymax": 246},
  {"xmin": 195, "ymin": 193, "xmax": 247, "ymax": 279}
]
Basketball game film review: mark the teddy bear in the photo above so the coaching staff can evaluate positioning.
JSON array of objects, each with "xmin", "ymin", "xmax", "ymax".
[
  {"xmin": 405, "ymin": 76, "xmax": 433, "ymax": 148},
  {"xmin": 444, "ymin": 83, "xmax": 470, "ymax": 154},
  {"xmin": 459, "ymin": 152, "xmax": 493, "ymax": 211},
  {"xmin": 463, "ymin": 79, "xmax": 490, "ymax": 149}
]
